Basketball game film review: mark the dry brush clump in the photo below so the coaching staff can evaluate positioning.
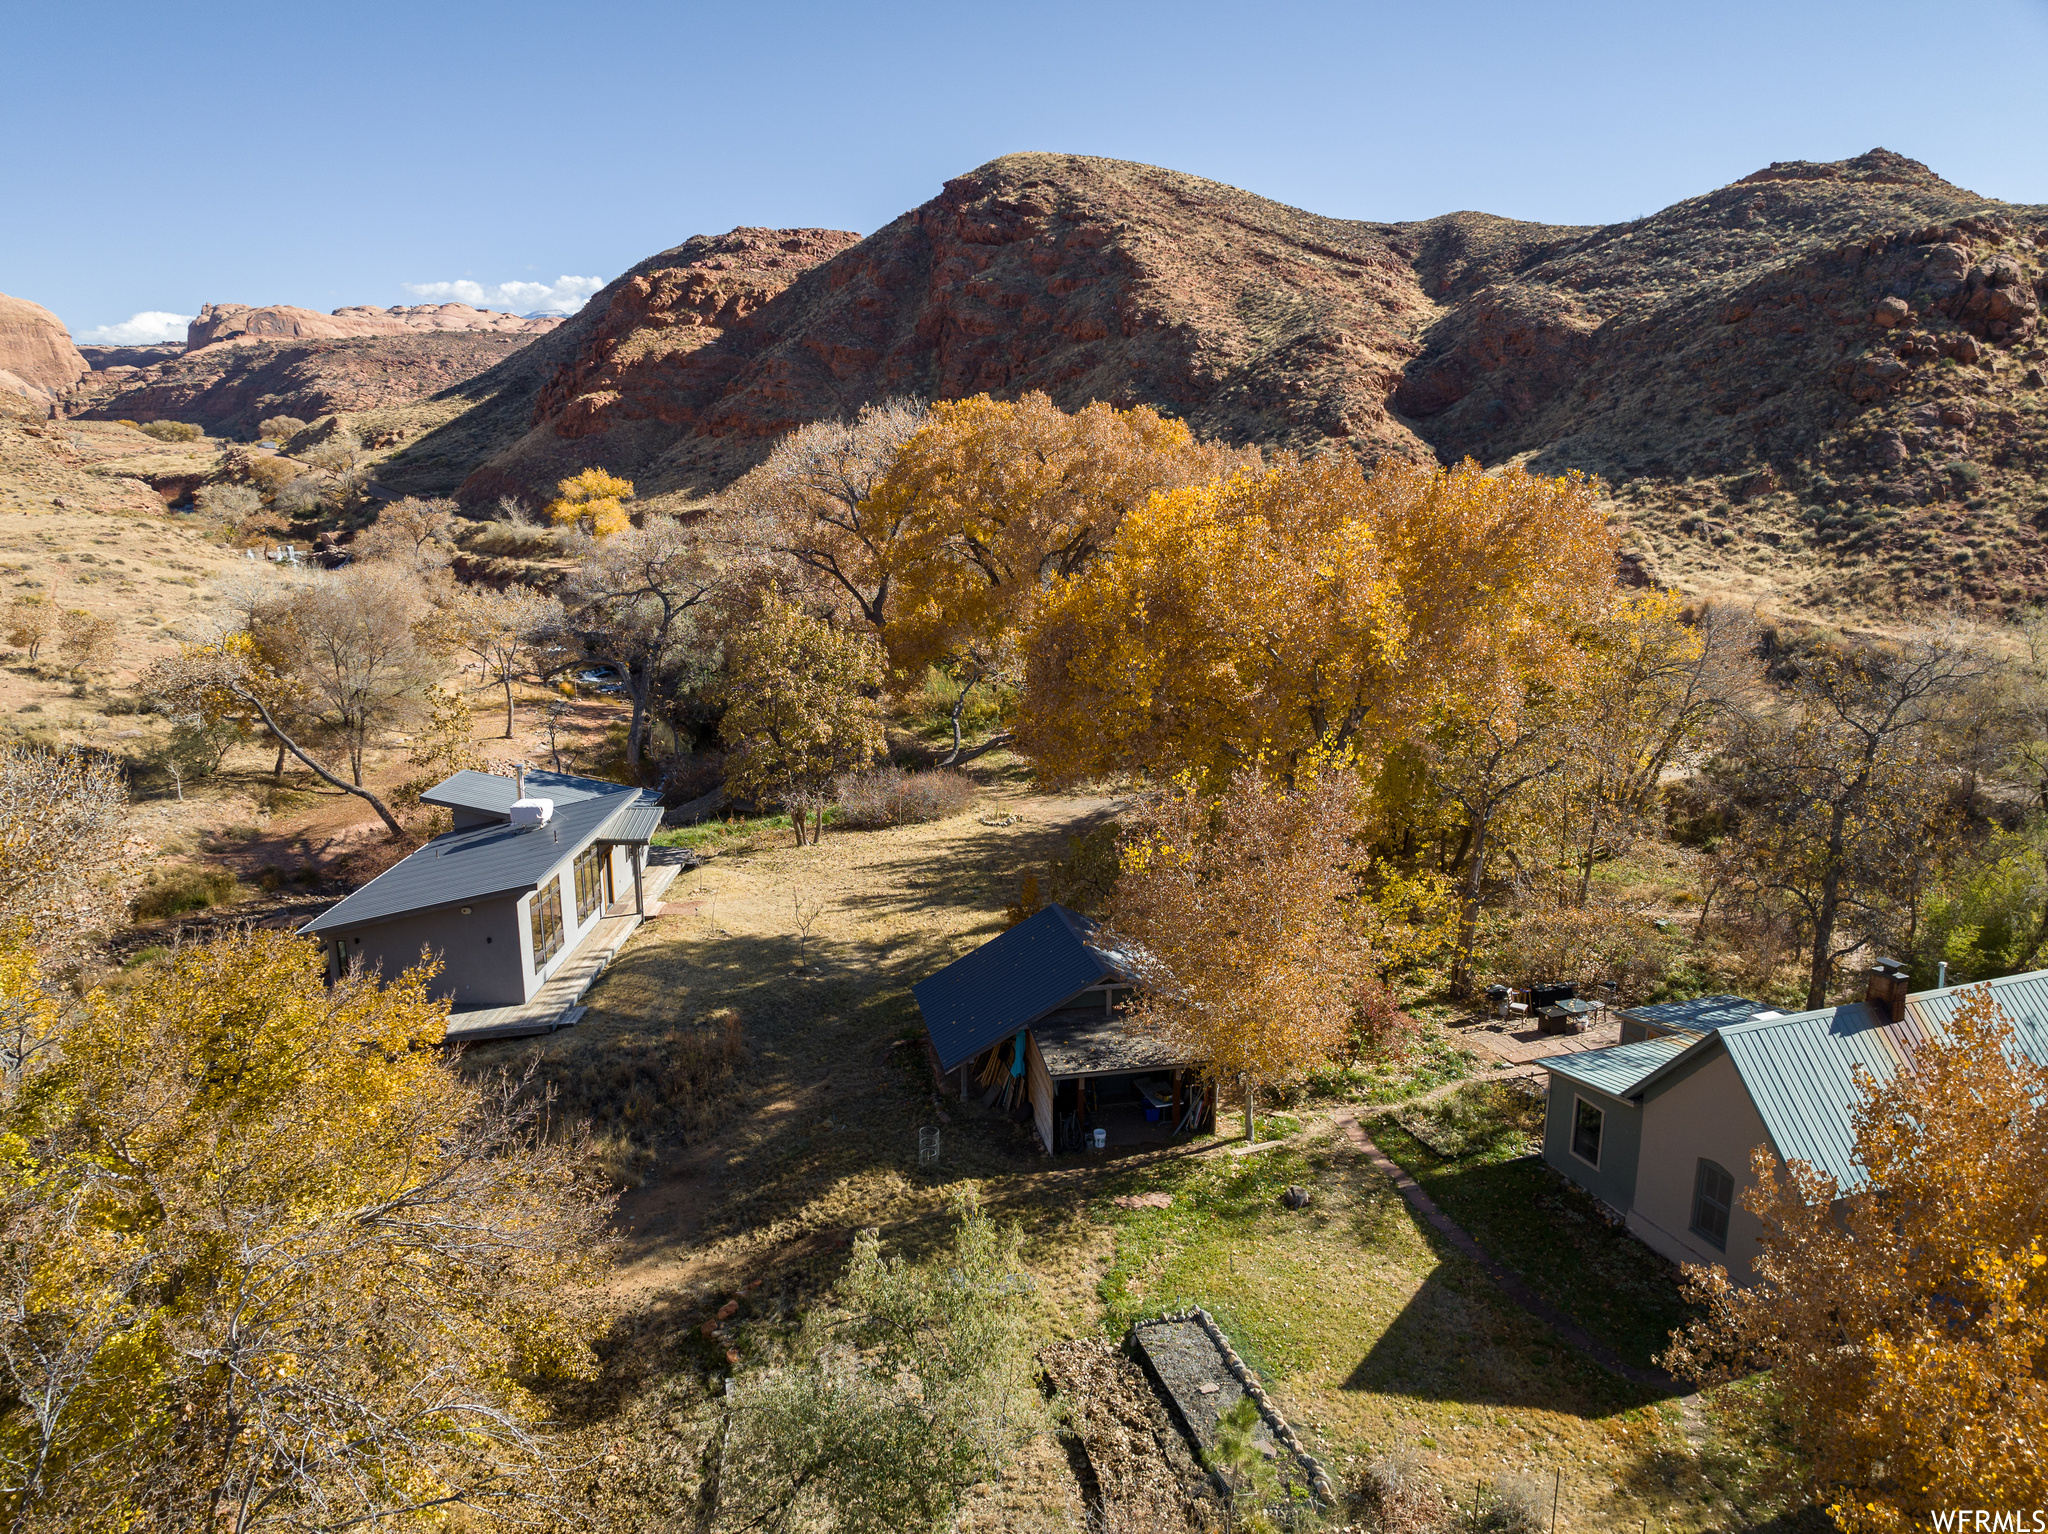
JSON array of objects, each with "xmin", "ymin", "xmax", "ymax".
[
  {"xmin": 523, "ymin": 1007, "xmax": 749, "ymax": 1184},
  {"xmin": 835, "ymin": 765, "xmax": 978, "ymax": 827}
]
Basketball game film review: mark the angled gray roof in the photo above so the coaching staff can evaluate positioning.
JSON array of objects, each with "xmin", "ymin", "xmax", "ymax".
[
  {"xmin": 1616, "ymin": 993, "xmax": 1765, "ymax": 1034},
  {"xmin": 1540, "ymin": 1035, "xmax": 1694, "ymax": 1099},
  {"xmin": 301, "ymin": 770, "xmax": 659, "ymax": 936},
  {"xmin": 1034, "ymin": 1005, "xmax": 1193, "ymax": 1076},
  {"xmin": 913, "ymin": 904, "xmax": 1125, "ymax": 1072},
  {"xmin": 421, "ymin": 768, "xmax": 631, "ymax": 817}
]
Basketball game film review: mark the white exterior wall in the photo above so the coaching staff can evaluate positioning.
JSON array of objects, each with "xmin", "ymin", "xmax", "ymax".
[
  {"xmin": 519, "ymin": 857, "xmax": 608, "ymax": 994},
  {"xmin": 1628, "ymin": 1049, "xmax": 1775, "ymax": 1284}
]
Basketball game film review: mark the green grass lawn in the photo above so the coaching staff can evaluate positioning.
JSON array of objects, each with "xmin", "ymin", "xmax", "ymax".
[
  {"xmin": 1365, "ymin": 1083, "xmax": 1701, "ymax": 1375},
  {"xmin": 651, "ymin": 807, "xmax": 843, "ymax": 854},
  {"xmin": 1087, "ymin": 1129, "xmax": 1740, "ymax": 1527}
]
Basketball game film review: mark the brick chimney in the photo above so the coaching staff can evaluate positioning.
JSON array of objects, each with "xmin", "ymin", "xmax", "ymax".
[{"xmin": 1865, "ymin": 956, "xmax": 1910, "ymax": 1023}]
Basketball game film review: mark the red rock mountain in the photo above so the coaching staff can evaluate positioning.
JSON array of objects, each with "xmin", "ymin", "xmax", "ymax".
[
  {"xmin": 67, "ymin": 333, "xmax": 542, "ymax": 440},
  {"xmin": 0, "ymin": 292, "xmax": 89, "ymax": 410},
  {"xmin": 186, "ymin": 301, "xmax": 561, "ymax": 348},
  {"xmin": 389, "ymin": 151, "xmax": 2048, "ymax": 608}
]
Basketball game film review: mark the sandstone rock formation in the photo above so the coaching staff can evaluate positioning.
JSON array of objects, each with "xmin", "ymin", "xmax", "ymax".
[
  {"xmin": 0, "ymin": 293, "xmax": 89, "ymax": 410},
  {"xmin": 68, "ymin": 332, "xmax": 542, "ymax": 439},
  {"xmin": 379, "ymin": 148, "xmax": 2048, "ymax": 614},
  {"xmin": 187, "ymin": 301, "xmax": 561, "ymax": 349},
  {"xmin": 78, "ymin": 343, "xmax": 183, "ymax": 371}
]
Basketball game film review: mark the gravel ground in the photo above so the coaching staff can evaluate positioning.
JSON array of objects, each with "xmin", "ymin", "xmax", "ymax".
[{"xmin": 1131, "ymin": 1319, "xmax": 1314, "ymax": 1501}]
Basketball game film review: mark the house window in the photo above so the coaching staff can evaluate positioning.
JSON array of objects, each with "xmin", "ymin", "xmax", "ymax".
[
  {"xmin": 1691, "ymin": 1159, "xmax": 1735, "ymax": 1250},
  {"xmin": 573, "ymin": 845, "xmax": 605, "ymax": 922},
  {"xmin": 529, "ymin": 877, "xmax": 565, "ymax": 971},
  {"xmin": 1570, "ymin": 1096, "xmax": 1604, "ymax": 1168}
]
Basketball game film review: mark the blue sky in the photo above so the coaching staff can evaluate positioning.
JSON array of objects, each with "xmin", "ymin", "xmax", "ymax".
[{"xmin": 8, "ymin": 0, "xmax": 2048, "ymax": 341}]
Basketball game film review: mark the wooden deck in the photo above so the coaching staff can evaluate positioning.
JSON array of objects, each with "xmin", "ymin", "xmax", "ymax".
[{"xmin": 443, "ymin": 861, "xmax": 681, "ymax": 1043}]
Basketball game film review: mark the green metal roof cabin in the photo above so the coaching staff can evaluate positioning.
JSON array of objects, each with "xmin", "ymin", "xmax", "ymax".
[{"xmin": 1538, "ymin": 959, "xmax": 2048, "ymax": 1282}]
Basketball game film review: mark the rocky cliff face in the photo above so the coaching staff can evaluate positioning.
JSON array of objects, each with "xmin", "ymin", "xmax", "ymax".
[
  {"xmin": 67, "ymin": 332, "xmax": 541, "ymax": 439},
  {"xmin": 394, "ymin": 149, "xmax": 2048, "ymax": 614},
  {"xmin": 186, "ymin": 301, "xmax": 561, "ymax": 349},
  {"xmin": 0, "ymin": 293, "xmax": 89, "ymax": 410}
]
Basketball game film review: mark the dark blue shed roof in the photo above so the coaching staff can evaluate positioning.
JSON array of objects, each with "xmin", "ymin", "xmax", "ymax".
[{"xmin": 913, "ymin": 904, "xmax": 1124, "ymax": 1072}]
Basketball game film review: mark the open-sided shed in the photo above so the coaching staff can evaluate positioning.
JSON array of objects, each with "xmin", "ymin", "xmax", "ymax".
[{"xmin": 913, "ymin": 904, "xmax": 1210, "ymax": 1153}]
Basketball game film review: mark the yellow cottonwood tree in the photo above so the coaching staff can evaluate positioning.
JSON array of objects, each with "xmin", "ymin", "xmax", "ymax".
[
  {"xmin": 1107, "ymin": 764, "xmax": 1404, "ymax": 1137},
  {"xmin": 545, "ymin": 467, "xmax": 635, "ymax": 537},
  {"xmin": 1661, "ymin": 985, "xmax": 2048, "ymax": 1529},
  {"xmin": 1019, "ymin": 456, "xmax": 1616, "ymax": 787},
  {"xmin": 0, "ymin": 928, "xmax": 617, "ymax": 1531},
  {"xmin": 872, "ymin": 392, "xmax": 1250, "ymax": 757}
]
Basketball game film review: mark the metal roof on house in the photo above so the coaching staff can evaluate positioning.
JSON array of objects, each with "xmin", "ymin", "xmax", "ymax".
[
  {"xmin": 1616, "ymin": 971, "xmax": 2048, "ymax": 1192},
  {"xmin": 913, "ymin": 904, "xmax": 1124, "ymax": 1072},
  {"xmin": 301, "ymin": 771, "xmax": 660, "ymax": 936},
  {"xmin": 421, "ymin": 768, "xmax": 631, "ymax": 817},
  {"xmin": 1616, "ymin": 993, "xmax": 1765, "ymax": 1035},
  {"xmin": 600, "ymin": 803, "xmax": 664, "ymax": 845},
  {"xmin": 1540, "ymin": 1035, "xmax": 1695, "ymax": 1100},
  {"xmin": 1034, "ymin": 1005, "xmax": 1194, "ymax": 1076}
]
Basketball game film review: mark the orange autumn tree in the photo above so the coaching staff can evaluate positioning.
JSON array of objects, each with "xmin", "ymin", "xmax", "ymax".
[
  {"xmin": 544, "ymin": 467, "xmax": 635, "ymax": 537},
  {"xmin": 872, "ymin": 392, "xmax": 1252, "ymax": 760},
  {"xmin": 1019, "ymin": 455, "xmax": 1616, "ymax": 786},
  {"xmin": 1661, "ymin": 985, "xmax": 2048, "ymax": 1529},
  {"xmin": 1107, "ymin": 763, "xmax": 1402, "ymax": 1139}
]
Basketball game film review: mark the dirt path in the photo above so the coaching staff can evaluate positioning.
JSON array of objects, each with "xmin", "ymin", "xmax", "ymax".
[{"xmin": 482, "ymin": 769, "xmax": 1126, "ymax": 1315}]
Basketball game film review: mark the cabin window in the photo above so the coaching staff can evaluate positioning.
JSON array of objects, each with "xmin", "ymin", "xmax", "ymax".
[
  {"xmin": 573, "ymin": 845, "xmax": 605, "ymax": 922},
  {"xmin": 529, "ymin": 877, "xmax": 565, "ymax": 971},
  {"xmin": 1570, "ymin": 1096, "xmax": 1604, "ymax": 1168},
  {"xmin": 1691, "ymin": 1158, "xmax": 1734, "ymax": 1250}
]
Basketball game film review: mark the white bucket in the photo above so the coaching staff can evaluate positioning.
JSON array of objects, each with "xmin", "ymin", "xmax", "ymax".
[{"xmin": 1092, "ymin": 1127, "xmax": 1106, "ymax": 1150}]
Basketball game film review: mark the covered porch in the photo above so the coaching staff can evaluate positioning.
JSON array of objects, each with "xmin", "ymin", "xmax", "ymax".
[
  {"xmin": 443, "ymin": 858, "xmax": 681, "ymax": 1043},
  {"xmin": 1031, "ymin": 1003, "xmax": 1211, "ymax": 1153}
]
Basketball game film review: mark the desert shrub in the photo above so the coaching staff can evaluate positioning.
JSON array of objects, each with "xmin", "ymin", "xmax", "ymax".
[
  {"xmin": 1481, "ymin": 902, "xmax": 1679, "ymax": 1004},
  {"xmin": 275, "ymin": 474, "xmax": 333, "ymax": 517},
  {"xmin": 138, "ymin": 420, "xmax": 201, "ymax": 442},
  {"xmin": 1352, "ymin": 1449, "xmax": 1449, "ymax": 1534},
  {"xmin": 239, "ymin": 455, "xmax": 302, "ymax": 500},
  {"xmin": 535, "ymin": 1009, "xmax": 748, "ymax": 1184},
  {"xmin": 132, "ymin": 864, "xmax": 237, "ymax": 920},
  {"xmin": 57, "ymin": 608, "xmax": 119, "ymax": 675},
  {"xmin": 195, "ymin": 482, "xmax": 264, "ymax": 520},
  {"xmin": 834, "ymin": 766, "xmax": 976, "ymax": 827},
  {"xmin": 460, "ymin": 522, "xmax": 565, "ymax": 559},
  {"xmin": 1451, "ymin": 1475, "xmax": 1549, "ymax": 1534},
  {"xmin": 258, "ymin": 415, "xmax": 308, "ymax": 442}
]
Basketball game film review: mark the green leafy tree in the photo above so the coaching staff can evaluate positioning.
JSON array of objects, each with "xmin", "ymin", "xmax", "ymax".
[
  {"xmin": 715, "ymin": 1189, "xmax": 1041, "ymax": 1534},
  {"xmin": 718, "ymin": 598, "xmax": 885, "ymax": 845}
]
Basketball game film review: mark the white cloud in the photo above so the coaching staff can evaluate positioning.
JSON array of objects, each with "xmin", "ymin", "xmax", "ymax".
[
  {"xmin": 75, "ymin": 310, "xmax": 192, "ymax": 345},
  {"xmin": 401, "ymin": 275, "xmax": 604, "ymax": 316}
]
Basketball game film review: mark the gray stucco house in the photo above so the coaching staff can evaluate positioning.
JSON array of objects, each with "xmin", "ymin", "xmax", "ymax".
[
  {"xmin": 1539, "ymin": 962, "xmax": 2048, "ymax": 1282},
  {"xmin": 300, "ymin": 768, "xmax": 663, "ymax": 1009}
]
